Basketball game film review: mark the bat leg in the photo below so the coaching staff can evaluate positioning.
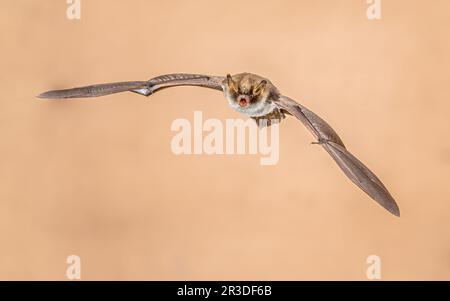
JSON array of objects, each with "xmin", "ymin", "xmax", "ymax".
[{"xmin": 251, "ymin": 108, "xmax": 286, "ymax": 128}]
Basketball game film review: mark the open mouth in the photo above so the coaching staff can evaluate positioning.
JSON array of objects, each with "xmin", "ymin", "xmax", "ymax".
[{"xmin": 238, "ymin": 96, "xmax": 249, "ymax": 107}]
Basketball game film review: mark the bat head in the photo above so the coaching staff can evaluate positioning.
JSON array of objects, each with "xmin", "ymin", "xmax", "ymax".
[{"xmin": 224, "ymin": 73, "xmax": 277, "ymax": 117}]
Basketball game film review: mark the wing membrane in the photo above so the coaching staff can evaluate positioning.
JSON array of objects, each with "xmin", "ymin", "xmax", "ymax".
[
  {"xmin": 274, "ymin": 95, "xmax": 399, "ymax": 216},
  {"xmin": 38, "ymin": 74, "xmax": 225, "ymax": 99}
]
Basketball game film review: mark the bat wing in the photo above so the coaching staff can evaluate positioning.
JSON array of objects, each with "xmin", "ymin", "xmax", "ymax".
[
  {"xmin": 274, "ymin": 95, "xmax": 400, "ymax": 216},
  {"xmin": 37, "ymin": 74, "xmax": 225, "ymax": 99}
]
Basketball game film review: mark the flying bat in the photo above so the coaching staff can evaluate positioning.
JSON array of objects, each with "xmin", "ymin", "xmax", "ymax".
[{"xmin": 38, "ymin": 73, "xmax": 400, "ymax": 216}]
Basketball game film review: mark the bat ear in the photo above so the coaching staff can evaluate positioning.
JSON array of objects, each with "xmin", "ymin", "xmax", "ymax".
[
  {"xmin": 227, "ymin": 74, "xmax": 237, "ymax": 93},
  {"xmin": 253, "ymin": 80, "xmax": 267, "ymax": 96}
]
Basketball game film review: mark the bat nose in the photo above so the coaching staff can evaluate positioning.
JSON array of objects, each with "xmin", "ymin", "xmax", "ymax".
[{"xmin": 237, "ymin": 95, "xmax": 249, "ymax": 107}]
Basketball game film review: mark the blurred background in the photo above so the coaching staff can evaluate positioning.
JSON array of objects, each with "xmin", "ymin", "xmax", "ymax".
[{"xmin": 1, "ymin": 0, "xmax": 450, "ymax": 280}]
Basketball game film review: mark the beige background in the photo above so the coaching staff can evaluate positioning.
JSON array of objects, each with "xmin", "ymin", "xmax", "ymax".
[{"xmin": 1, "ymin": 0, "xmax": 450, "ymax": 280}]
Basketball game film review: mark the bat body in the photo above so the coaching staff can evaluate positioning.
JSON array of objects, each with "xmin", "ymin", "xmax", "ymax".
[{"xmin": 38, "ymin": 72, "xmax": 400, "ymax": 216}]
